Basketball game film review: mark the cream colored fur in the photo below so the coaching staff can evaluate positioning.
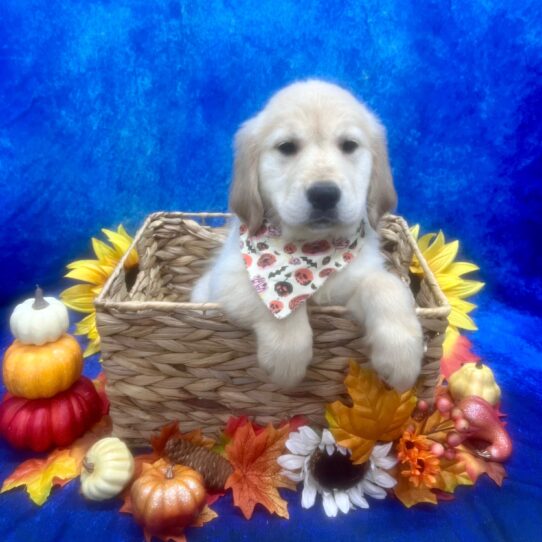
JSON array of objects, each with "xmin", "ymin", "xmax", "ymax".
[{"xmin": 192, "ymin": 80, "xmax": 423, "ymax": 391}]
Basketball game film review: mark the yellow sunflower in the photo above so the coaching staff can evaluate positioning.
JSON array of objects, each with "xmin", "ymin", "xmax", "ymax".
[
  {"xmin": 410, "ymin": 226, "xmax": 484, "ymax": 354},
  {"xmin": 61, "ymin": 225, "xmax": 138, "ymax": 357}
]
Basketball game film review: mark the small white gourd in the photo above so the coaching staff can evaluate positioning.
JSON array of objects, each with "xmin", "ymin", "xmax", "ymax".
[
  {"xmin": 448, "ymin": 361, "xmax": 502, "ymax": 405},
  {"xmin": 80, "ymin": 437, "xmax": 135, "ymax": 501},
  {"xmin": 10, "ymin": 286, "xmax": 69, "ymax": 345}
]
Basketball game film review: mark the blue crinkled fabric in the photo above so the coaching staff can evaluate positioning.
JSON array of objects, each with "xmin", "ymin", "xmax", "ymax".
[{"xmin": 0, "ymin": 0, "xmax": 541, "ymax": 540}]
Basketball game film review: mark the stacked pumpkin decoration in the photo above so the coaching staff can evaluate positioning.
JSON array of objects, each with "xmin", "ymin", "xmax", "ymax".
[{"xmin": 0, "ymin": 287, "xmax": 102, "ymax": 452}]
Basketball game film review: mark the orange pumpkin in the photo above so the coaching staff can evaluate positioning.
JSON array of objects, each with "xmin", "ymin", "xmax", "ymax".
[
  {"xmin": 2, "ymin": 334, "xmax": 83, "ymax": 399},
  {"xmin": 131, "ymin": 460, "xmax": 206, "ymax": 536}
]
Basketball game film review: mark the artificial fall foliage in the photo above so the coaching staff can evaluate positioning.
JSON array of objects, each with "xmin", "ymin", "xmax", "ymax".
[
  {"xmin": 440, "ymin": 335, "xmax": 481, "ymax": 379},
  {"xmin": 404, "ymin": 409, "xmax": 470, "ymax": 492},
  {"xmin": 392, "ymin": 402, "xmax": 505, "ymax": 508},
  {"xmin": 434, "ymin": 456, "xmax": 473, "ymax": 494},
  {"xmin": 225, "ymin": 421, "xmax": 295, "ymax": 520},
  {"xmin": 150, "ymin": 421, "xmax": 216, "ymax": 455},
  {"xmin": 1, "ymin": 416, "xmax": 112, "ymax": 505},
  {"xmin": 325, "ymin": 362, "xmax": 417, "ymax": 463},
  {"xmin": 213, "ymin": 415, "xmax": 307, "ymax": 456},
  {"xmin": 456, "ymin": 446, "xmax": 506, "ymax": 486},
  {"xmin": 392, "ymin": 452, "xmax": 475, "ymax": 508},
  {"xmin": 392, "ymin": 472, "xmax": 439, "ymax": 508},
  {"xmin": 1, "ymin": 449, "xmax": 78, "ymax": 506}
]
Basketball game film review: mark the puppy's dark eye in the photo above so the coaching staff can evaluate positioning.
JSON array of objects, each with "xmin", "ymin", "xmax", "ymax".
[
  {"xmin": 277, "ymin": 141, "xmax": 299, "ymax": 156},
  {"xmin": 339, "ymin": 139, "xmax": 359, "ymax": 154}
]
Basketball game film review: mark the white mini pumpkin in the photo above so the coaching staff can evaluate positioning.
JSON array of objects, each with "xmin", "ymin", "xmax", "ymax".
[
  {"xmin": 81, "ymin": 437, "xmax": 135, "ymax": 501},
  {"xmin": 10, "ymin": 287, "xmax": 69, "ymax": 345}
]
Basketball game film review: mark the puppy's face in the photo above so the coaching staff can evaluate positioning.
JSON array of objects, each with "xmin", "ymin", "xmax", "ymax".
[
  {"xmin": 230, "ymin": 81, "xmax": 397, "ymax": 236},
  {"xmin": 259, "ymin": 96, "xmax": 373, "ymax": 234}
]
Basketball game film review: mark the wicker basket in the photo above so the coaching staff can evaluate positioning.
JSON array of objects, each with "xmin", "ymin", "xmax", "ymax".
[{"xmin": 95, "ymin": 212, "xmax": 450, "ymax": 446}]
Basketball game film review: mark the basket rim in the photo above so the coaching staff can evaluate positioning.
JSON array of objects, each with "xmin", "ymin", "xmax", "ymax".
[{"xmin": 95, "ymin": 211, "xmax": 451, "ymax": 319}]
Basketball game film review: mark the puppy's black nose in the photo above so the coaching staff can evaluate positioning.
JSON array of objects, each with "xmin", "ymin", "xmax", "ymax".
[{"xmin": 307, "ymin": 182, "xmax": 341, "ymax": 211}]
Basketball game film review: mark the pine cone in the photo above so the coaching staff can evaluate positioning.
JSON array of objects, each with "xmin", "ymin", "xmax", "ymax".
[{"xmin": 164, "ymin": 438, "xmax": 233, "ymax": 492}]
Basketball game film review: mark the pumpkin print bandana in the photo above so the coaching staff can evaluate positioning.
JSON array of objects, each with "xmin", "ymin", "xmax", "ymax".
[{"xmin": 239, "ymin": 220, "xmax": 366, "ymax": 319}]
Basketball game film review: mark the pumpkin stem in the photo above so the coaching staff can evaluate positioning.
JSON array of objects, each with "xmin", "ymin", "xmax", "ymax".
[
  {"xmin": 82, "ymin": 457, "xmax": 94, "ymax": 474},
  {"xmin": 32, "ymin": 286, "xmax": 50, "ymax": 310},
  {"xmin": 165, "ymin": 465, "xmax": 174, "ymax": 479},
  {"xmin": 475, "ymin": 361, "xmax": 484, "ymax": 369}
]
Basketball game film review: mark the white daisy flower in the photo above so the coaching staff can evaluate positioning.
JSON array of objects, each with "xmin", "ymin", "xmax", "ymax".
[{"xmin": 277, "ymin": 426, "xmax": 398, "ymax": 517}]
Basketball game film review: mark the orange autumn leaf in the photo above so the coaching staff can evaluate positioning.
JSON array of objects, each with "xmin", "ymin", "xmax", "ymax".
[
  {"xmin": 433, "ymin": 456, "xmax": 474, "ymax": 493},
  {"xmin": 456, "ymin": 446, "xmax": 506, "ymax": 486},
  {"xmin": 151, "ymin": 421, "xmax": 215, "ymax": 455},
  {"xmin": 215, "ymin": 415, "xmax": 308, "ymax": 456},
  {"xmin": 1, "ymin": 416, "xmax": 112, "ymax": 506},
  {"xmin": 192, "ymin": 505, "xmax": 218, "ymax": 527},
  {"xmin": 393, "ymin": 469, "xmax": 438, "ymax": 508},
  {"xmin": 150, "ymin": 422, "xmax": 183, "ymax": 454},
  {"xmin": 393, "ymin": 445, "xmax": 476, "ymax": 508},
  {"xmin": 393, "ymin": 455, "xmax": 475, "ymax": 509},
  {"xmin": 1, "ymin": 449, "xmax": 77, "ymax": 506},
  {"xmin": 225, "ymin": 422, "xmax": 293, "ymax": 520},
  {"xmin": 173, "ymin": 429, "xmax": 215, "ymax": 450},
  {"xmin": 128, "ymin": 452, "xmax": 160, "ymax": 482},
  {"xmin": 412, "ymin": 408, "xmax": 454, "ymax": 445},
  {"xmin": 326, "ymin": 361, "xmax": 416, "ymax": 463}
]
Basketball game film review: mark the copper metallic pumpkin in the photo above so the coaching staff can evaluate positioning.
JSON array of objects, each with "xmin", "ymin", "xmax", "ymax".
[{"xmin": 130, "ymin": 459, "xmax": 206, "ymax": 536}]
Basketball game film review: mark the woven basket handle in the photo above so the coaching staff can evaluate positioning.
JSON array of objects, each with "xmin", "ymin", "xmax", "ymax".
[{"xmin": 379, "ymin": 214, "xmax": 413, "ymax": 284}]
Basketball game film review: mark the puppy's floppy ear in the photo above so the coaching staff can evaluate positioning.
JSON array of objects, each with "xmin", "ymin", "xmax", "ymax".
[
  {"xmin": 229, "ymin": 117, "xmax": 264, "ymax": 234},
  {"xmin": 366, "ymin": 125, "xmax": 397, "ymax": 230}
]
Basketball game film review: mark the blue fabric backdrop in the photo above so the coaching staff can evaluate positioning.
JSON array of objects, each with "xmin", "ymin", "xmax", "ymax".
[{"xmin": 1, "ymin": 1, "xmax": 541, "ymax": 541}]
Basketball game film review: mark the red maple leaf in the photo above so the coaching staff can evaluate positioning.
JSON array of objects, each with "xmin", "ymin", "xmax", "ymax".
[{"xmin": 441, "ymin": 335, "xmax": 480, "ymax": 379}]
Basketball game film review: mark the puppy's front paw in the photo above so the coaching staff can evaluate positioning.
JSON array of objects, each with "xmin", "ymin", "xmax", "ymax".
[
  {"xmin": 369, "ymin": 320, "xmax": 424, "ymax": 392},
  {"xmin": 191, "ymin": 271, "xmax": 211, "ymax": 302},
  {"xmin": 255, "ymin": 323, "xmax": 313, "ymax": 388}
]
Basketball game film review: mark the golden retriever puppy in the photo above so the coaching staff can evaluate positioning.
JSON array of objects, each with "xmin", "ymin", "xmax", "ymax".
[{"xmin": 192, "ymin": 80, "xmax": 423, "ymax": 391}]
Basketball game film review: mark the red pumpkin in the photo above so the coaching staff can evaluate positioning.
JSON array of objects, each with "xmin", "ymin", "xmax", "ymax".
[{"xmin": 0, "ymin": 377, "xmax": 102, "ymax": 452}]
